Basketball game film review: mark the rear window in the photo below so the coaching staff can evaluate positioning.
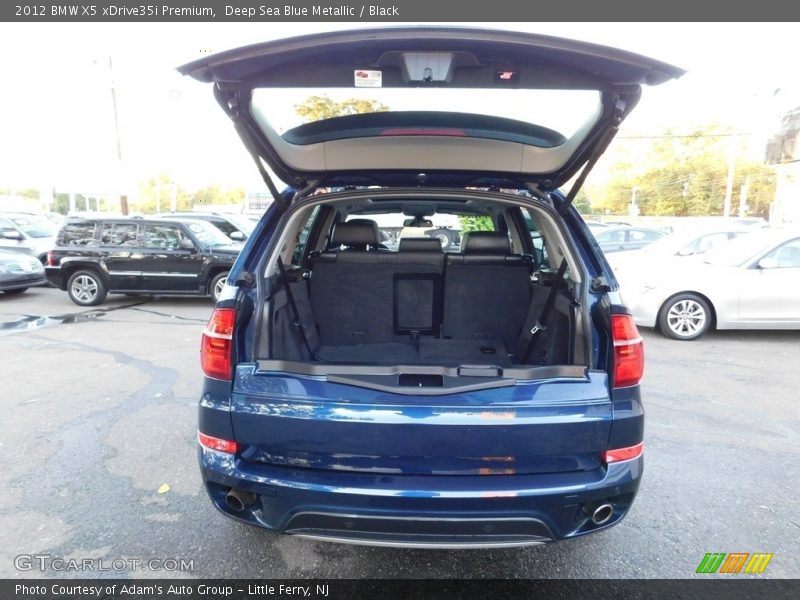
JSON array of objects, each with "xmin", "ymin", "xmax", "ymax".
[
  {"xmin": 253, "ymin": 88, "xmax": 601, "ymax": 145},
  {"xmin": 57, "ymin": 221, "xmax": 98, "ymax": 246},
  {"xmin": 344, "ymin": 211, "xmax": 492, "ymax": 252}
]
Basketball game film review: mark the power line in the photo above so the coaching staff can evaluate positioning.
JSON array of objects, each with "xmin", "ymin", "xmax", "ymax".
[{"xmin": 616, "ymin": 132, "xmax": 753, "ymax": 139}]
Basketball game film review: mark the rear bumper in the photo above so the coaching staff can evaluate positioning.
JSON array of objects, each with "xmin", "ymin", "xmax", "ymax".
[
  {"xmin": 44, "ymin": 266, "xmax": 65, "ymax": 289},
  {"xmin": 199, "ymin": 447, "xmax": 642, "ymax": 546}
]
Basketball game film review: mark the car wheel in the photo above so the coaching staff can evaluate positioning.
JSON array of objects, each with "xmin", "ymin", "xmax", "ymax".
[
  {"xmin": 67, "ymin": 270, "xmax": 108, "ymax": 306},
  {"xmin": 658, "ymin": 293, "xmax": 712, "ymax": 340},
  {"xmin": 210, "ymin": 272, "xmax": 229, "ymax": 303},
  {"xmin": 4, "ymin": 288, "xmax": 28, "ymax": 295}
]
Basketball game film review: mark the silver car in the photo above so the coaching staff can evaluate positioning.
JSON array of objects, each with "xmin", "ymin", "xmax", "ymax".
[
  {"xmin": 0, "ymin": 213, "xmax": 58, "ymax": 264},
  {"xmin": 622, "ymin": 228, "xmax": 800, "ymax": 339},
  {"xmin": 594, "ymin": 226, "xmax": 666, "ymax": 253}
]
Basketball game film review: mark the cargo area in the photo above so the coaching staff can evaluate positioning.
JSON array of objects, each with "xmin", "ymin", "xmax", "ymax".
[{"xmin": 259, "ymin": 192, "xmax": 585, "ymax": 375}]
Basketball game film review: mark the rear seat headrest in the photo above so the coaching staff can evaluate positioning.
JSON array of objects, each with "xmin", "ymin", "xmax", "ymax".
[
  {"xmin": 330, "ymin": 221, "xmax": 379, "ymax": 248},
  {"xmin": 460, "ymin": 231, "xmax": 510, "ymax": 254},
  {"xmin": 399, "ymin": 238, "xmax": 443, "ymax": 253}
]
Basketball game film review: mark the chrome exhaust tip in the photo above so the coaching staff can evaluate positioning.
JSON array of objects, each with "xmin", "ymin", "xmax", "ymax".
[
  {"xmin": 591, "ymin": 503, "xmax": 614, "ymax": 525},
  {"xmin": 225, "ymin": 488, "xmax": 256, "ymax": 512}
]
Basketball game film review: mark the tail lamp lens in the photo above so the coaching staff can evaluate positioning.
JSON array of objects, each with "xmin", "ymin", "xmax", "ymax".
[
  {"xmin": 611, "ymin": 314, "xmax": 644, "ymax": 388},
  {"xmin": 201, "ymin": 308, "xmax": 235, "ymax": 380}
]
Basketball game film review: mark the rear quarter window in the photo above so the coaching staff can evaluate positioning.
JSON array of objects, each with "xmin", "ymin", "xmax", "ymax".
[{"xmin": 57, "ymin": 222, "xmax": 98, "ymax": 246}]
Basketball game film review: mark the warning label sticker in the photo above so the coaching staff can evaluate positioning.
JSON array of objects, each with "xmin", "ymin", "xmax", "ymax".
[{"xmin": 354, "ymin": 70, "xmax": 382, "ymax": 88}]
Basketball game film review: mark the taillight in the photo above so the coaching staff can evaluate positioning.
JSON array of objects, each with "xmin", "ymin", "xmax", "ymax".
[
  {"xmin": 197, "ymin": 431, "xmax": 239, "ymax": 454},
  {"xmin": 603, "ymin": 442, "xmax": 644, "ymax": 464},
  {"xmin": 611, "ymin": 314, "xmax": 644, "ymax": 388},
  {"xmin": 201, "ymin": 308, "xmax": 235, "ymax": 380},
  {"xmin": 47, "ymin": 251, "xmax": 56, "ymax": 266}
]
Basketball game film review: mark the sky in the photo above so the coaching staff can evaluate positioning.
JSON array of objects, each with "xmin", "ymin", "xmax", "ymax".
[{"xmin": 1, "ymin": 22, "xmax": 799, "ymax": 197}]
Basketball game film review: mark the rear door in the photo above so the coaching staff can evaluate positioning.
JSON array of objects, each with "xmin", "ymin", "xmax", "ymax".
[
  {"xmin": 140, "ymin": 223, "xmax": 205, "ymax": 292},
  {"xmin": 97, "ymin": 222, "xmax": 142, "ymax": 290},
  {"xmin": 179, "ymin": 28, "xmax": 683, "ymax": 189}
]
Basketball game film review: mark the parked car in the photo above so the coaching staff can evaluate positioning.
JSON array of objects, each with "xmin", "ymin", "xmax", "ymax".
[
  {"xmin": 594, "ymin": 226, "xmax": 666, "ymax": 253},
  {"xmin": 0, "ymin": 212, "xmax": 58, "ymax": 264},
  {"xmin": 182, "ymin": 27, "xmax": 684, "ymax": 546},
  {"xmin": 607, "ymin": 226, "xmax": 751, "ymax": 281},
  {"xmin": 585, "ymin": 221, "xmax": 610, "ymax": 235},
  {"xmin": 0, "ymin": 249, "xmax": 46, "ymax": 295},
  {"xmin": 45, "ymin": 216, "xmax": 240, "ymax": 306},
  {"xmin": 622, "ymin": 228, "xmax": 800, "ymax": 340},
  {"xmin": 155, "ymin": 211, "xmax": 254, "ymax": 241}
]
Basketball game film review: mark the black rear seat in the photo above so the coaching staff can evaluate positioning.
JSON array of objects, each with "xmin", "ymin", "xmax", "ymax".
[
  {"xmin": 443, "ymin": 231, "xmax": 532, "ymax": 350},
  {"xmin": 310, "ymin": 229, "xmax": 443, "ymax": 345},
  {"xmin": 310, "ymin": 226, "xmax": 530, "ymax": 364}
]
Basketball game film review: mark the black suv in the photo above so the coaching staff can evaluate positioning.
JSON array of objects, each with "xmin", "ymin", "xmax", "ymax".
[
  {"xmin": 154, "ymin": 211, "xmax": 255, "ymax": 241},
  {"xmin": 46, "ymin": 216, "xmax": 240, "ymax": 306}
]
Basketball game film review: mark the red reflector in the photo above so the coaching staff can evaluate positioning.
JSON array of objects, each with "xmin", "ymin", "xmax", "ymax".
[
  {"xmin": 380, "ymin": 128, "xmax": 467, "ymax": 137},
  {"xmin": 197, "ymin": 431, "xmax": 239, "ymax": 454},
  {"xmin": 611, "ymin": 314, "xmax": 644, "ymax": 388},
  {"xmin": 201, "ymin": 308, "xmax": 235, "ymax": 380},
  {"xmin": 603, "ymin": 442, "xmax": 644, "ymax": 464}
]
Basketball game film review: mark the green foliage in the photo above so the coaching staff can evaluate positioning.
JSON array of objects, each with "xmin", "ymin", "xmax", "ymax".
[
  {"xmin": 295, "ymin": 95, "xmax": 390, "ymax": 121},
  {"xmin": 137, "ymin": 173, "xmax": 191, "ymax": 213},
  {"xmin": 16, "ymin": 188, "xmax": 40, "ymax": 200},
  {"xmin": 572, "ymin": 189, "xmax": 592, "ymax": 214},
  {"xmin": 137, "ymin": 174, "xmax": 245, "ymax": 214},
  {"xmin": 588, "ymin": 125, "xmax": 777, "ymax": 217},
  {"xmin": 192, "ymin": 185, "xmax": 245, "ymax": 207},
  {"xmin": 458, "ymin": 215, "xmax": 494, "ymax": 232}
]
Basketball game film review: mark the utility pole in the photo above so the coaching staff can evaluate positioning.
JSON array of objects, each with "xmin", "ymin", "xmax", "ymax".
[
  {"xmin": 109, "ymin": 56, "xmax": 128, "ymax": 215},
  {"xmin": 739, "ymin": 177, "xmax": 749, "ymax": 217},
  {"xmin": 723, "ymin": 138, "xmax": 736, "ymax": 218}
]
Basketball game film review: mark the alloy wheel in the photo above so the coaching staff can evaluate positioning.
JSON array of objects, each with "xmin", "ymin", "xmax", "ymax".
[{"xmin": 666, "ymin": 299, "xmax": 706, "ymax": 338}]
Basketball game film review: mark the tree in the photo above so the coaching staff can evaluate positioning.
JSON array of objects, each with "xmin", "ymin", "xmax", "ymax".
[
  {"xmin": 588, "ymin": 125, "xmax": 777, "ymax": 217},
  {"xmin": 573, "ymin": 189, "xmax": 592, "ymax": 214},
  {"xmin": 137, "ymin": 173, "xmax": 191, "ymax": 214},
  {"xmin": 295, "ymin": 95, "xmax": 390, "ymax": 122},
  {"xmin": 458, "ymin": 215, "xmax": 494, "ymax": 232},
  {"xmin": 192, "ymin": 185, "xmax": 245, "ymax": 207}
]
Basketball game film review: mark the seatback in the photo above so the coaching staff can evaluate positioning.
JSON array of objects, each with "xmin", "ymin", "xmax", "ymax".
[
  {"xmin": 310, "ymin": 232, "xmax": 444, "ymax": 345},
  {"xmin": 443, "ymin": 231, "xmax": 532, "ymax": 348},
  {"xmin": 311, "ymin": 222, "xmax": 388, "ymax": 345}
]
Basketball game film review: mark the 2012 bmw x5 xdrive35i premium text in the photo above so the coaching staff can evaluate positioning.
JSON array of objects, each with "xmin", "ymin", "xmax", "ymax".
[{"xmin": 184, "ymin": 28, "xmax": 683, "ymax": 547}]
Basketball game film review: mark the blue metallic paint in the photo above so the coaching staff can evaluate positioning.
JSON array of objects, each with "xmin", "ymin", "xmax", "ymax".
[{"xmin": 197, "ymin": 190, "xmax": 645, "ymax": 544}]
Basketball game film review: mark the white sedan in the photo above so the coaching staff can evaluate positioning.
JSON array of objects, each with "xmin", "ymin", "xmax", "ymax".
[{"xmin": 620, "ymin": 228, "xmax": 800, "ymax": 340}]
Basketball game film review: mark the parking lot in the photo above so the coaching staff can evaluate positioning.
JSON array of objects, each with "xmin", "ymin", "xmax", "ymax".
[{"xmin": 1, "ymin": 286, "xmax": 798, "ymax": 579}]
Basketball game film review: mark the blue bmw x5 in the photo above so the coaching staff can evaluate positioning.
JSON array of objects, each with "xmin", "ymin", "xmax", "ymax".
[{"xmin": 181, "ymin": 28, "xmax": 683, "ymax": 547}]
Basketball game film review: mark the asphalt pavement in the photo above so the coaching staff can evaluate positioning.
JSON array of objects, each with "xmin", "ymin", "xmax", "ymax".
[{"xmin": 1, "ymin": 286, "xmax": 798, "ymax": 579}]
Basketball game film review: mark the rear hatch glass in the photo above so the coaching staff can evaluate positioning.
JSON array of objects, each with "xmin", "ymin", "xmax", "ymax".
[{"xmin": 254, "ymin": 87, "xmax": 602, "ymax": 145}]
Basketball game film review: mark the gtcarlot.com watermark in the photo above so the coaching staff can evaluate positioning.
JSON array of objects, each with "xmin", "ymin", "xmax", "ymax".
[{"xmin": 14, "ymin": 554, "xmax": 194, "ymax": 572}]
